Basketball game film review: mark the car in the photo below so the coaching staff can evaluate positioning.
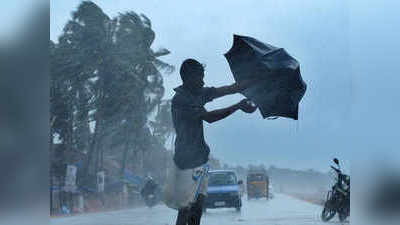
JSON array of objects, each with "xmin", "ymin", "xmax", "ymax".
[{"xmin": 204, "ymin": 170, "xmax": 242, "ymax": 212}]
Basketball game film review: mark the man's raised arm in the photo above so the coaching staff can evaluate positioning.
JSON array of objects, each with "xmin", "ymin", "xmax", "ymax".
[
  {"xmin": 214, "ymin": 79, "xmax": 257, "ymax": 99},
  {"xmin": 200, "ymin": 99, "xmax": 256, "ymax": 124}
]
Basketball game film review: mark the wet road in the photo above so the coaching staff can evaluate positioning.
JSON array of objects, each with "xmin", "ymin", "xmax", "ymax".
[{"xmin": 51, "ymin": 194, "xmax": 347, "ymax": 225}]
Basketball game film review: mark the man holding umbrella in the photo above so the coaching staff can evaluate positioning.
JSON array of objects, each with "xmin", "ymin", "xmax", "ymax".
[
  {"xmin": 166, "ymin": 35, "xmax": 306, "ymax": 225},
  {"xmin": 169, "ymin": 58, "xmax": 257, "ymax": 225}
]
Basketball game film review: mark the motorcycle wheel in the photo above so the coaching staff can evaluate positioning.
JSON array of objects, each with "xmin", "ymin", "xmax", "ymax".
[
  {"xmin": 339, "ymin": 211, "xmax": 348, "ymax": 222},
  {"xmin": 144, "ymin": 196, "xmax": 157, "ymax": 208},
  {"xmin": 321, "ymin": 206, "xmax": 336, "ymax": 222}
]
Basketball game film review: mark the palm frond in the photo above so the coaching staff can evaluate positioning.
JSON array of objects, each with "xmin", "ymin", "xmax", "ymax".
[
  {"xmin": 153, "ymin": 48, "xmax": 170, "ymax": 58},
  {"xmin": 153, "ymin": 58, "xmax": 175, "ymax": 74},
  {"xmin": 140, "ymin": 14, "xmax": 152, "ymax": 28}
]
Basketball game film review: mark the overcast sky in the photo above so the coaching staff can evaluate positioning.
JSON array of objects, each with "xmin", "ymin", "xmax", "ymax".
[{"xmin": 50, "ymin": 0, "xmax": 400, "ymax": 172}]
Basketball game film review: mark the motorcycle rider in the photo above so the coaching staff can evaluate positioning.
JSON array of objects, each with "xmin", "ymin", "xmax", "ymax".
[{"xmin": 141, "ymin": 175, "xmax": 158, "ymax": 200}]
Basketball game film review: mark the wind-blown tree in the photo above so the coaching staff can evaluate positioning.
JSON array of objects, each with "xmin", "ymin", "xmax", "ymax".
[
  {"xmin": 103, "ymin": 11, "xmax": 174, "ymax": 176},
  {"xmin": 50, "ymin": 40, "xmax": 73, "ymax": 183},
  {"xmin": 50, "ymin": 1, "xmax": 174, "ymax": 187},
  {"xmin": 150, "ymin": 100, "xmax": 174, "ymax": 147}
]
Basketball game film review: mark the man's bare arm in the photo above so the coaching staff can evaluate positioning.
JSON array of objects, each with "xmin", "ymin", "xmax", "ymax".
[
  {"xmin": 200, "ymin": 104, "xmax": 240, "ymax": 124},
  {"xmin": 200, "ymin": 99, "xmax": 256, "ymax": 124},
  {"xmin": 214, "ymin": 79, "xmax": 257, "ymax": 99}
]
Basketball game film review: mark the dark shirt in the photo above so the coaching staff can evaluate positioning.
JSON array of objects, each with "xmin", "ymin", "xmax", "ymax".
[
  {"xmin": 171, "ymin": 85, "xmax": 217, "ymax": 170},
  {"xmin": 141, "ymin": 179, "xmax": 157, "ymax": 196}
]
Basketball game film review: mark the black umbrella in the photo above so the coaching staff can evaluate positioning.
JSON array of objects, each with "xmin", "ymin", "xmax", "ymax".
[{"xmin": 224, "ymin": 34, "xmax": 307, "ymax": 120}]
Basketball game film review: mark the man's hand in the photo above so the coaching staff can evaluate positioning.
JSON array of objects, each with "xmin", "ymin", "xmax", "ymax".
[
  {"xmin": 214, "ymin": 78, "xmax": 258, "ymax": 98},
  {"xmin": 237, "ymin": 99, "xmax": 257, "ymax": 113}
]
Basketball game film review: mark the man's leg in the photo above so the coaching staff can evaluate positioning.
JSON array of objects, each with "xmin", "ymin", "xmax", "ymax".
[
  {"xmin": 176, "ymin": 208, "xmax": 189, "ymax": 225},
  {"xmin": 188, "ymin": 194, "xmax": 205, "ymax": 225}
]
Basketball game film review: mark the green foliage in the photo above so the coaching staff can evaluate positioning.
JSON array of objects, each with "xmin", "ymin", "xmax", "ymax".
[
  {"xmin": 50, "ymin": 1, "xmax": 175, "ymax": 180},
  {"xmin": 150, "ymin": 100, "xmax": 174, "ymax": 145}
]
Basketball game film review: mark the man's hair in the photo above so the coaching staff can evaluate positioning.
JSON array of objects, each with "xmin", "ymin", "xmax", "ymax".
[{"xmin": 179, "ymin": 58, "xmax": 204, "ymax": 83}]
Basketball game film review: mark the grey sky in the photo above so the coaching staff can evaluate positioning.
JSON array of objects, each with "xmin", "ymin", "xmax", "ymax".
[{"xmin": 50, "ymin": 0, "xmax": 399, "ymax": 172}]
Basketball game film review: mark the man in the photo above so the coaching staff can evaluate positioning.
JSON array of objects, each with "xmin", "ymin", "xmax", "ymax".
[
  {"xmin": 140, "ymin": 175, "xmax": 158, "ymax": 198},
  {"xmin": 171, "ymin": 58, "xmax": 256, "ymax": 225}
]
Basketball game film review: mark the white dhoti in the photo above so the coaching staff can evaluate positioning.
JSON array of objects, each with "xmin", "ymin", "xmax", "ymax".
[{"xmin": 163, "ymin": 163, "xmax": 209, "ymax": 210}]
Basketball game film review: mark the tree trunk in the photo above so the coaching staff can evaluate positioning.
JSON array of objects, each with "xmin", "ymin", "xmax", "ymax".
[
  {"xmin": 120, "ymin": 128, "xmax": 131, "ymax": 176},
  {"xmin": 67, "ymin": 93, "xmax": 74, "ymax": 163},
  {"xmin": 100, "ymin": 147, "xmax": 104, "ymax": 171},
  {"xmin": 49, "ymin": 121, "xmax": 54, "ymax": 215},
  {"xmin": 92, "ymin": 76, "xmax": 107, "ymax": 175},
  {"xmin": 84, "ymin": 116, "xmax": 100, "ymax": 177},
  {"xmin": 85, "ymin": 85, "xmax": 105, "ymax": 178}
]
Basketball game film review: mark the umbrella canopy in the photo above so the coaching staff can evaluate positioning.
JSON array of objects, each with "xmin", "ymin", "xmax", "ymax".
[{"xmin": 224, "ymin": 34, "xmax": 307, "ymax": 120}]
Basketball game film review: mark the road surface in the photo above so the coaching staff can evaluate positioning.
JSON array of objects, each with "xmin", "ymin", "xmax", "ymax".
[{"xmin": 51, "ymin": 194, "xmax": 347, "ymax": 225}]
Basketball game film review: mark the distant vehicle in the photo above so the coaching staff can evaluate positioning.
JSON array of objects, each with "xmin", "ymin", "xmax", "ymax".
[
  {"xmin": 140, "ymin": 177, "xmax": 161, "ymax": 208},
  {"xmin": 204, "ymin": 170, "xmax": 242, "ymax": 212},
  {"xmin": 247, "ymin": 171, "xmax": 269, "ymax": 200}
]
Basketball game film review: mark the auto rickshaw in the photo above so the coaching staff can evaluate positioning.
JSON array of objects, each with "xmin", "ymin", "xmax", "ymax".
[{"xmin": 247, "ymin": 171, "xmax": 269, "ymax": 200}]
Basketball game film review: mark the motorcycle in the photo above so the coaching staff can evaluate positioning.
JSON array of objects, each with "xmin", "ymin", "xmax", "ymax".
[
  {"xmin": 321, "ymin": 158, "xmax": 350, "ymax": 222},
  {"xmin": 143, "ymin": 192, "xmax": 159, "ymax": 208},
  {"xmin": 140, "ymin": 178, "xmax": 161, "ymax": 208}
]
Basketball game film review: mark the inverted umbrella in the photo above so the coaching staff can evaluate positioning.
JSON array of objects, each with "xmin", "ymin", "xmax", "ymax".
[{"xmin": 224, "ymin": 34, "xmax": 307, "ymax": 120}]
